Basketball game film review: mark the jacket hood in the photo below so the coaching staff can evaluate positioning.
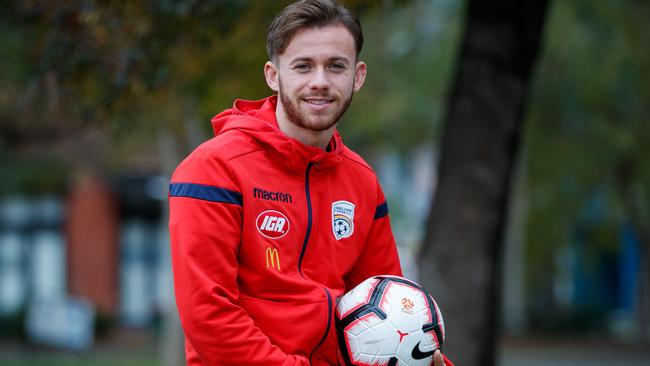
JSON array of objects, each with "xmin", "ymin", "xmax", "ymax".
[{"xmin": 211, "ymin": 96, "xmax": 343, "ymax": 174}]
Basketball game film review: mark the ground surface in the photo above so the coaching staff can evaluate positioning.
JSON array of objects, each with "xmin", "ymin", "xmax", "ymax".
[
  {"xmin": 1, "ymin": 337, "xmax": 649, "ymax": 365},
  {"xmin": 498, "ymin": 337, "xmax": 650, "ymax": 366}
]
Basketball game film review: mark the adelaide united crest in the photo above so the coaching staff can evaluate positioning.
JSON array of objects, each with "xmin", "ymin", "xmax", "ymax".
[{"xmin": 332, "ymin": 200, "xmax": 355, "ymax": 240}]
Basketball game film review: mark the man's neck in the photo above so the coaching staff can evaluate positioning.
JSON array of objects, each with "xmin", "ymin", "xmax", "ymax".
[{"xmin": 276, "ymin": 111, "xmax": 335, "ymax": 151}]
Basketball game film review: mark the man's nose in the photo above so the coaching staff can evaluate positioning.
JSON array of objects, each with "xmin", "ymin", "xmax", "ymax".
[{"xmin": 308, "ymin": 67, "xmax": 330, "ymax": 90}]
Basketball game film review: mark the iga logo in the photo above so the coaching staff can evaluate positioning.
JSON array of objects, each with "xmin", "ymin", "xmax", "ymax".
[{"xmin": 256, "ymin": 210, "xmax": 290, "ymax": 239}]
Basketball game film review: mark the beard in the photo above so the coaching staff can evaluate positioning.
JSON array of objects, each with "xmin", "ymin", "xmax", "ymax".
[{"xmin": 278, "ymin": 79, "xmax": 354, "ymax": 132}]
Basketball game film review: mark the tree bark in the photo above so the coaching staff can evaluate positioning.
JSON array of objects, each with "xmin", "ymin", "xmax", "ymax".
[{"xmin": 418, "ymin": 1, "xmax": 549, "ymax": 365}]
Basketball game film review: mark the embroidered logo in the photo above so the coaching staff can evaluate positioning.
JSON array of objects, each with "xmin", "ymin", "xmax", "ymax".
[
  {"xmin": 265, "ymin": 247, "xmax": 281, "ymax": 271},
  {"xmin": 256, "ymin": 210, "xmax": 290, "ymax": 239},
  {"xmin": 253, "ymin": 187, "xmax": 293, "ymax": 203},
  {"xmin": 332, "ymin": 200, "xmax": 355, "ymax": 240}
]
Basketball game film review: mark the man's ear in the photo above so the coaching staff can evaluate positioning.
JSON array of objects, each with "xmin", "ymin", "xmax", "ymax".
[
  {"xmin": 264, "ymin": 61, "xmax": 279, "ymax": 93},
  {"xmin": 353, "ymin": 61, "xmax": 367, "ymax": 92}
]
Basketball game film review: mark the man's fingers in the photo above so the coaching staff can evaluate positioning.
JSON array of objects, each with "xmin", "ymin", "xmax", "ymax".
[{"xmin": 433, "ymin": 349, "xmax": 445, "ymax": 366}]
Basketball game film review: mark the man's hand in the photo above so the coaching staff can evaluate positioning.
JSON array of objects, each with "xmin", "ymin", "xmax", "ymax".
[{"xmin": 433, "ymin": 350, "xmax": 445, "ymax": 366}]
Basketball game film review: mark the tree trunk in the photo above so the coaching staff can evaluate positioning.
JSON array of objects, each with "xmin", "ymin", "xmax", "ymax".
[{"xmin": 418, "ymin": 1, "xmax": 549, "ymax": 365}]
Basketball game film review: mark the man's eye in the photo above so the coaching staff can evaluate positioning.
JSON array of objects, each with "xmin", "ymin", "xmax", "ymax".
[
  {"xmin": 329, "ymin": 63, "xmax": 346, "ymax": 70},
  {"xmin": 294, "ymin": 64, "xmax": 310, "ymax": 71}
]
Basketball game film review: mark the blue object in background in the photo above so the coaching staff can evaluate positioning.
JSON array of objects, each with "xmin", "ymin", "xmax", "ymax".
[
  {"xmin": 617, "ymin": 222, "xmax": 639, "ymax": 313},
  {"xmin": 25, "ymin": 296, "xmax": 95, "ymax": 350}
]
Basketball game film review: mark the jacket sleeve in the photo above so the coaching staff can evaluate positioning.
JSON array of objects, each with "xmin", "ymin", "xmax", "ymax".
[
  {"xmin": 169, "ymin": 150, "xmax": 309, "ymax": 366},
  {"xmin": 344, "ymin": 180, "xmax": 403, "ymax": 290}
]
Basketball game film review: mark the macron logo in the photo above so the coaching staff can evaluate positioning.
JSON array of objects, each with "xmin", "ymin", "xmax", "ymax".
[
  {"xmin": 256, "ymin": 210, "xmax": 290, "ymax": 239},
  {"xmin": 253, "ymin": 187, "xmax": 293, "ymax": 203}
]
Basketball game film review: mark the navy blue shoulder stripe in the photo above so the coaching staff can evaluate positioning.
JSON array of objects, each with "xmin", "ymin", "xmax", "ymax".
[
  {"xmin": 169, "ymin": 183, "xmax": 242, "ymax": 206},
  {"xmin": 374, "ymin": 201, "xmax": 389, "ymax": 219}
]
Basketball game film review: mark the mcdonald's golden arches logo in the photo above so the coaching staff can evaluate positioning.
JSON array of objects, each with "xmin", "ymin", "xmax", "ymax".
[{"xmin": 265, "ymin": 247, "xmax": 281, "ymax": 271}]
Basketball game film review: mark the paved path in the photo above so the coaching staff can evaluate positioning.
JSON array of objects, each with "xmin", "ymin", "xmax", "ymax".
[
  {"xmin": 498, "ymin": 339, "xmax": 650, "ymax": 366},
  {"xmin": 2, "ymin": 337, "xmax": 649, "ymax": 365}
]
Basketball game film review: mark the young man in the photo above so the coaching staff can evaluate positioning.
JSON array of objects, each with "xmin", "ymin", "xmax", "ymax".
[{"xmin": 169, "ymin": 1, "xmax": 451, "ymax": 365}]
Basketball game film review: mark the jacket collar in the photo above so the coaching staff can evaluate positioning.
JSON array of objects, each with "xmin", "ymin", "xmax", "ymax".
[{"xmin": 211, "ymin": 96, "xmax": 344, "ymax": 175}]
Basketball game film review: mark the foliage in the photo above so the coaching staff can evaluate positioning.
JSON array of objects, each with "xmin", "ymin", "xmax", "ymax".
[
  {"xmin": 341, "ymin": 0, "xmax": 463, "ymax": 151},
  {"xmin": 2, "ymin": 1, "xmax": 285, "ymax": 142},
  {"xmin": 0, "ymin": 152, "xmax": 70, "ymax": 196},
  {"xmin": 1, "ymin": 0, "xmax": 463, "ymax": 192},
  {"xmin": 523, "ymin": 0, "xmax": 650, "ymax": 313}
]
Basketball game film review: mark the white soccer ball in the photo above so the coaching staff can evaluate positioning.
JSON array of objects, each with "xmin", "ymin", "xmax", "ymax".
[{"xmin": 335, "ymin": 275, "xmax": 445, "ymax": 366}]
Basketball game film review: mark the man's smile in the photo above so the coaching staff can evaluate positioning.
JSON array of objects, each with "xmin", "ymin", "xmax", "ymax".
[{"xmin": 303, "ymin": 97, "xmax": 334, "ymax": 105}]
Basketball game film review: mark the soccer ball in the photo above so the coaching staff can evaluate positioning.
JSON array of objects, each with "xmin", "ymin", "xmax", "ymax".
[{"xmin": 336, "ymin": 275, "xmax": 445, "ymax": 366}]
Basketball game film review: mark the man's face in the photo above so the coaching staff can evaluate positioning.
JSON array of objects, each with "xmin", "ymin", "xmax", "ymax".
[{"xmin": 265, "ymin": 24, "xmax": 367, "ymax": 132}]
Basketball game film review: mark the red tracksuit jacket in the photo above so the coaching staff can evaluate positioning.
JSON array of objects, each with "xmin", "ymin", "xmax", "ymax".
[{"xmin": 169, "ymin": 96, "xmax": 404, "ymax": 365}]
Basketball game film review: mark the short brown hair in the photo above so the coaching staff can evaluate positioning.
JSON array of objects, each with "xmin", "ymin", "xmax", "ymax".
[{"xmin": 266, "ymin": 0, "xmax": 363, "ymax": 62}]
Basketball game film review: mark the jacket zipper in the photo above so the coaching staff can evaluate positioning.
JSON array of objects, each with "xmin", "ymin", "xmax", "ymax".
[
  {"xmin": 311, "ymin": 288, "xmax": 332, "ymax": 361},
  {"xmin": 299, "ymin": 163, "xmax": 333, "ymax": 361},
  {"xmin": 298, "ymin": 163, "xmax": 314, "ymax": 275}
]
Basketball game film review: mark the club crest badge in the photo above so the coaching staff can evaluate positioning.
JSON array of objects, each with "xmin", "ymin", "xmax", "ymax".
[{"xmin": 332, "ymin": 200, "xmax": 355, "ymax": 240}]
